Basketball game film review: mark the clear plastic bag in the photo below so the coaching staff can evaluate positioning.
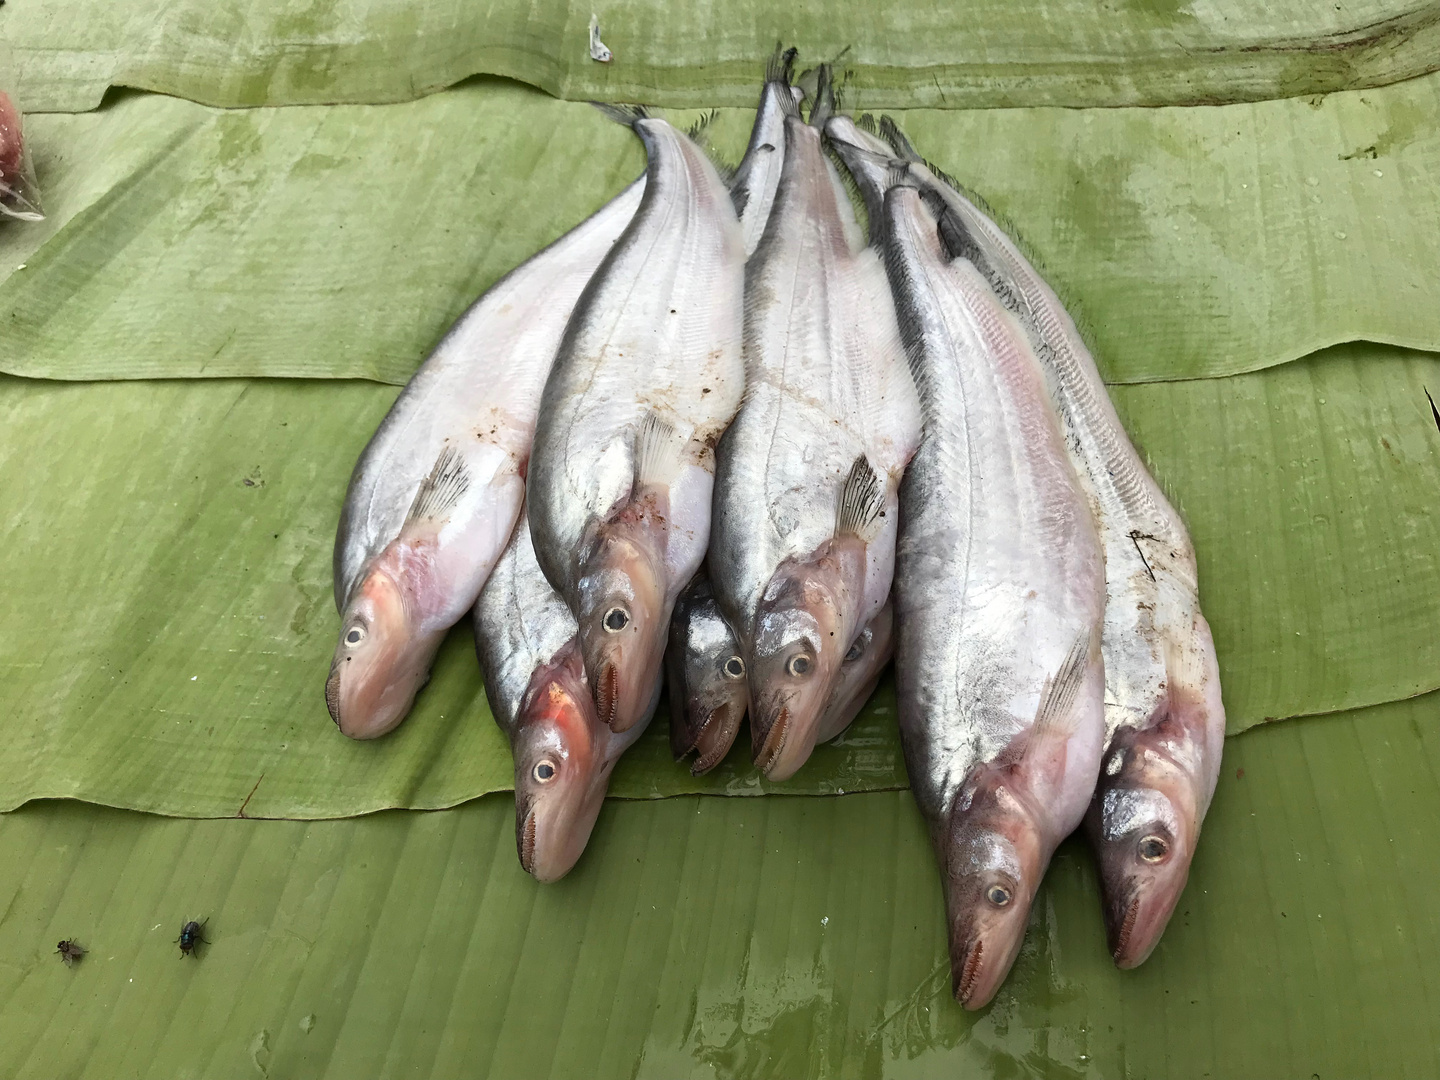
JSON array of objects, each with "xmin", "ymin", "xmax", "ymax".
[{"xmin": 1, "ymin": 46, "xmax": 44, "ymax": 222}]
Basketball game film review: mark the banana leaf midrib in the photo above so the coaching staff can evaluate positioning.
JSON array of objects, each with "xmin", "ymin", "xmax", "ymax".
[{"xmin": 8, "ymin": 0, "xmax": 1440, "ymax": 112}]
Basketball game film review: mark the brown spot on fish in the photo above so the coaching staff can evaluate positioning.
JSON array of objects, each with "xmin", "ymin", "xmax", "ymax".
[{"xmin": 1236, "ymin": 767, "xmax": 1245, "ymax": 780}]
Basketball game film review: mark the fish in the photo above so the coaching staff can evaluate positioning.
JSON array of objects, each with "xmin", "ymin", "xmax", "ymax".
[
  {"xmin": 667, "ymin": 573, "xmax": 894, "ymax": 774},
  {"xmin": 327, "ymin": 176, "xmax": 645, "ymax": 739},
  {"xmin": 875, "ymin": 117, "xmax": 1226, "ymax": 970},
  {"xmin": 666, "ymin": 571, "xmax": 749, "ymax": 774},
  {"xmin": 527, "ymin": 108, "xmax": 746, "ymax": 736},
  {"xmin": 834, "ymin": 136, "xmax": 1107, "ymax": 1010},
  {"xmin": 473, "ymin": 505, "xmax": 647, "ymax": 882},
  {"xmin": 709, "ymin": 70, "xmax": 920, "ymax": 782},
  {"xmin": 815, "ymin": 599, "xmax": 894, "ymax": 744},
  {"xmin": 728, "ymin": 46, "xmax": 804, "ymax": 256}
]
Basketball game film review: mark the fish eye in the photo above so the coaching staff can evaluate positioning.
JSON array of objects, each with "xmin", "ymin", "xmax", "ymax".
[
  {"xmin": 532, "ymin": 760, "xmax": 557, "ymax": 783},
  {"xmin": 603, "ymin": 606, "xmax": 630, "ymax": 633},
  {"xmin": 345, "ymin": 625, "xmax": 366, "ymax": 646},
  {"xmin": 986, "ymin": 884, "xmax": 1012, "ymax": 907},
  {"xmin": 723, "ymin": 656, "xmax": 745, "ymax": 679},
  {"xmin": 1138, "ymin": 834, "xmax": 1169, "ymax": 862},
  {"xmin": 786, "ymin": 654, "xmax": 811, "ymax": 677},
  {"xmin": 844, "ymin": 639, "xmax": 864, "ymax": 663}
]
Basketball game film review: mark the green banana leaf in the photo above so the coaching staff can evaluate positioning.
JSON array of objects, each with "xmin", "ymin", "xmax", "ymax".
[
  {"xmin": 1, "ymin": 690, "xmax": 1437, "ymax": 1078},
  {"xmin": 2, "ymin": 339, "xmax": 1436, "ymax": 818},
  {"xmin": 3, "ymin": 75, "xmax": 1439, "ymax": 386},
  {"xmin": 6, "ymin": 0, "xmax": 1440, "ymax": 113}
]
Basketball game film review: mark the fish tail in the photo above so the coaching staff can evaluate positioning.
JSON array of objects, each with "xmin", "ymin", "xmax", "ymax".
[
  {"xmin": 591, "ymin": 102, "xmax": 649, "ymax": 129},
  {"xmin": 809, "ymin": 64, "xmax": 836, "ymax": 128},
  {"xmin": 684, "ymin": 110, "xmax": 739, "ymax": 184},
  {"xmin": 766, "ymin": 43, "xmax": 799, "ymax": 86},
  {"xmin": 877, "ymin": 116, "xmax": 920, "ymax": 161}
]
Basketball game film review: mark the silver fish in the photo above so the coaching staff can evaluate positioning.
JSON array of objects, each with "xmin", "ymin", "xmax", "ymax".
[
  {"xmin": 815, "ymin": 600, "xmax": 894, "ymax": 745},
  {"xmin": 842, "ymin": 144, "xmax": 1107, "ymax": 1010},
  {"xmin": 473, "ymin": 505, "xmax": 646, "ymax": 882},
  {"xmin": 328, "ymin": 178, "xmax": 645, "ymax": 739},
  {"xmin": 528, "ymin": 109, "xmax": 746, "ymax": 736},
  {"xmin": 667, "ymin": 575, "xmax": 894, "ymax": 774},
  {"xmin": 666, "ymin": 572, "xmax": 749, "ymax": 774},
  {"xmin": 729, "ymin": 46, "xmax": 804, "ymax": 256},
  {"xmin": 877, "ymin": 117, "xmax": 1226, "ymax": 970},
  {"xmin": 710, "ymin": 73, "xmax": 920, "ymax": 782}
]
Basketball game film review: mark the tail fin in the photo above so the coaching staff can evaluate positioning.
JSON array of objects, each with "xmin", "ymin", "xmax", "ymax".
[
  {"xmin": 877, "ymin": 116, "xmax": 919, "ymax": 160},
  {"xmin": 766, "ymin": 43, "xmax": 799, "ymax": 85},
  {"xmin": 684, "ymin": 110, "xmax": 739, "ymax": 184},
  {"xmin": 591, "ymin": 102, "xmax": 649, "ymax": 128},
  {"xmin": 685, "ymin": 109, "xmax": 720, "ymax": 143},
  {"xmin": 809, "ymin": 65, "xmax": 836, "ymax": 129}
]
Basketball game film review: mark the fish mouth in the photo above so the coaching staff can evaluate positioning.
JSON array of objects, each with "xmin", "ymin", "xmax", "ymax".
[
  {"xmin": 517, "ymin": 810, "xmax": 537, "ymax": 876},
  {"xmin": 595, "ymin": 663, "xmax": 620, "ymax": 730},
  {"xmin": 953, "ymin": 939, "xmax": 984, "ymax": 1006},
  {"xmin": 1112, "ymin": 896, "xmax": 1141, "ymax": 966},
  {"xmin": 691, "ymin": 702, "xmax": 742, "ymax": 775},
  {"xmin": 752, "ymin": 706, "xmax": 790, "ymax": 775},
  {"xmin": 324, "ymin": 662, "xmax": 342, "ymax": 727},
  {"xmin": 1106, "ymin": 873, "xmax": 1188, "ymax": 969}
]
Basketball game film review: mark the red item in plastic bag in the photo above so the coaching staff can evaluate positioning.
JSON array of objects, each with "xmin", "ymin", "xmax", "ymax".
[
  {"xmin": 0, "ymin": 91, "xmax": 22, "ymax": 183},
  {"xmin": 0, "ymin": 87, "xmax": 43, "ymax": 220}
]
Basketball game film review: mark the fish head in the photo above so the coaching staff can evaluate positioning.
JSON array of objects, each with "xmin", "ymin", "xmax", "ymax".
[
  {"xmin": 747, "ymin": 565, "xmax": 848, "ymax": 780},
  {"xmin": 512, "ymin": 643, "xmax": 604, "ymax": 882},
  {"xmin": 577, "ymin": 524, "xmax": 667, "ymax": 732},
  {"xmin": 666, "ymin": 582, "xmax": 749, "ymax": 773},
  {"xmin": 815, "ymin": 603, "xmax": 895, "ymax": 745},
  {"xmin": 1088, "ymin": 703, "xmax": 1210, "ymax": 969},
  {"xmin": 942, "ymin": 766, "xmax": 1049, "ymax": 1010},
  {"xmin": 326, "ymin": 567, "xmax": 431, "ymax": 739}
]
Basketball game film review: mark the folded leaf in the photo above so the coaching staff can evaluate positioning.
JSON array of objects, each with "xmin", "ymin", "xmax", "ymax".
[
  {"xmin": 0, "ymin": 692, "xmax": 1436, "ymax": 1076},
  {"xmin": 4, "ymin": 76, "xmax": 1437, "ymax": 385},
  {"xmin": 2, "ymin": 340, "xmax": 1435, "ymax": 817},
  {"xmin": 6, "ymin": 0, "xmax": 1440, "ymax": 112}
]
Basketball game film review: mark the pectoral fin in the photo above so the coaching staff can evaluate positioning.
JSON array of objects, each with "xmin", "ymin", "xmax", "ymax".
[{"xmin": 405, "ymin": 445, "xmax": 471, "ymax": 526}]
